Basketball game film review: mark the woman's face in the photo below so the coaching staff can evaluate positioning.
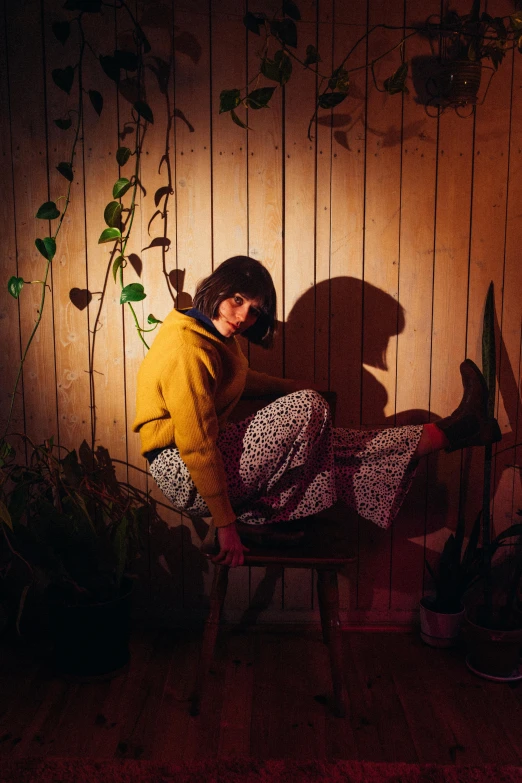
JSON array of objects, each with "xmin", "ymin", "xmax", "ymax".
[{"xmin": 212, "ymin": 293, "xmax": 261, "ymax": 338}]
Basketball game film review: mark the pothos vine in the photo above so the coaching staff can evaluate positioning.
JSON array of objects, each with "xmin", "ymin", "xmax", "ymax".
[{"xmin": 4, "ymin": 0, "xmax": 161, "ymax": 440}]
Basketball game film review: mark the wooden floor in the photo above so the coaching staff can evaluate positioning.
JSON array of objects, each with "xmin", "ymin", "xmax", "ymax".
[{"xmin": 0, "ymin": 626, "xmax": 521, "ymax": 764}]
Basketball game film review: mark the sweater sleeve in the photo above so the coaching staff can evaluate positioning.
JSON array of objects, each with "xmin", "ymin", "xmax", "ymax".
[
  {"xmin": 244, "ymin": 368, "xmax": 298, "ymax": 397},
  {"xmin": 162, "ymin": 341, "xmax": 236, "ymax": 528}
]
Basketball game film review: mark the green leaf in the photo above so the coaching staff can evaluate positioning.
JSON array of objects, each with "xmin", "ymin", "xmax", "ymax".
[
  {"xmin": 134, "ymin": 100, "xmax": 154, "ymax": 124},
  {"xmin": 243, "ymin": 11, "xmax": 265, "ymax": 35},
  {"xmin": 62, "ymin": 0, "xmax": 102, "ymax": 11},
  {"xmin": 98, "ymin": 227, "xmax": 122, "ymax": 244},
  {"xmin": 36, "ymin": 201, "xmax": 60, "ymax": 220},
  {"xmin": 270, "ymin": 18, "xmax": 298, "ymax": 48},
  {"xmin": 35, "ymin": 237, "xmax": 56, "ymax": 261},
  {"xmin": 112, "ymin": 255, "xmax": 125, "ymax": 282},
  {"xmin": 7, "ymin": 276, "xmax": 24, "ymax": 299},
  {"xmin": 230, "ymin": 109, "xmax": 249, "ymax": 129},
  {"xmin": 89, "ymin": 89, "xmax": 103, "ymax": 116},
  {"xmin": 116, "ymin": 146, "xmax": 132, "ymax": 166},
  {"xmin": 120, "ymin": 283, "xmax": 146, "ymax": 304},
  {"xmin": 147, "ymin": 313, "xmax": 162, "ymax": 324},
  {"xmin": 54, "ymin": 117, "xmax": 72, "ymax": 130},
  {"xmin": 482, "ymin": 282, "xmax": 496, "ymax": 418},
  {"xmin": 328, "ymin": 66, "xmax": 349, "ymax": 93},
  {"xmin": 0, "ymin": 500, "xmax": 12, "ymax": 530},
  {"xmin": 52, "ymin": 20, "xmax": 70, "ymax": 45},
  {"xmin": 112, "ymin": 178, "xmax": 132, "ymax": 198},
  {"xmin": 219, "ymin": 89, "xmax": 241, "ymax": 113},
  {"xmin": 114, "ymin": 49, "xmax": 139, "ymax": 71},
  {"xmin": 318, "ymin": 92, "xmax": 348, "ymax": 109},
  {"xmin": 104, "ymin": 201, "xmax": 122, "ymax": 228},
  {"xmin": 99, "ymin": 54, "xmax": 120, "ymax": 82},
  {"xmin": 52, "ymin": 65, "xmax": 75, "ymax": 94},
  {"xmin": 383, "ymin": 62, "xmax": 409, "ymax": 95},
  {"xmin": 57, "ymin": 161, "xmax": 74, "ymax": 181},
  {"xmin": 261, "ymin": 50, "xmax": 292, "ymax": 85},
  {"xmin": 304, "ymin": 44, "xmax": 321, "ymax": 67},
  {"xmin": 283, "ymin": 0, "xmax": 301, "ymax": 20},
  {"xmin": 246, "ymin": 86, "xmax": 275, "ymax": 109}
]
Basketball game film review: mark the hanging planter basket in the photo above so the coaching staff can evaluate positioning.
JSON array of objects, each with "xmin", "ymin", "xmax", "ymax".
[{"xmin": 440, "ymin": 60, "xmax": 482, "ymax": 106}]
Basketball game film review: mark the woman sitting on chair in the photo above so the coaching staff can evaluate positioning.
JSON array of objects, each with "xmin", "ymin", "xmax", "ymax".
[{"xmin": 133, "ymin": 256, "xmax": 501, "ymax": 568}]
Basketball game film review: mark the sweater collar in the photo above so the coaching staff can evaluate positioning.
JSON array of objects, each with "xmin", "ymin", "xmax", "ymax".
[{"xmin": 184, "ymin": 307, "xmax": 226, "ymax": 341}]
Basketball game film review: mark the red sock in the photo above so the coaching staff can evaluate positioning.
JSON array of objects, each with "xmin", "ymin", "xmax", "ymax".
[{"xmin": 415, "ymin": 423, "xmax": 450, "ymax": 457}]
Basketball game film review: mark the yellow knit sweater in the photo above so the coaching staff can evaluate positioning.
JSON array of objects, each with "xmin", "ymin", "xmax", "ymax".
[{"xmin": 133, "ymin": 309, "xmax": 297, "ymax": 527}]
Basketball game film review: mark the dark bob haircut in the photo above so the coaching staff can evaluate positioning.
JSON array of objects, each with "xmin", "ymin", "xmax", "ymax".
[{"xmin": 193, "ymin": 256, "xmax": 276, "ymax": 347}]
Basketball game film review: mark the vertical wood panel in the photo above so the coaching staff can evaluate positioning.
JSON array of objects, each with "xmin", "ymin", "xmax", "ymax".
[
  {"xmin": 7, "ymin": 0, "xmax": 58, "ymax": 444},
  {"xmin": 44, "ymin": 1, "xmax": 91, "ymax": 452},
  {"xmin": 0, "ymin": 0, "xmax": 23, "ymax": 438},
  {"xmin": 282, "ymin": 0, "xmax": 318, "ymax": 611},
  {"xmin": 211, "ymin": 0, "xmax": 249, "ymax": 610},
  {"xmin": 357, "ymin": 0, "xmax": 405, "ymax": 613},
  {"xmin": 391, "ymin": 0, "xmax": 439, "ymax": 612}
]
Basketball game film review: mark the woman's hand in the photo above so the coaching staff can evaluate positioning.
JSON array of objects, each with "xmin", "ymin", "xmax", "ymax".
[{"xmin": 212, "ymin": 521, "xmax": 249, "ymax": 568}]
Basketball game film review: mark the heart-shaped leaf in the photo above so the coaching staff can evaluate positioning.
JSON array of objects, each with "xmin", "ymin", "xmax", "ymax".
[
  {"xmin": 52, "ymin": 66, "xmax": 75, "ymax": 94},
  {"xmin": 63, "ymin": 0, "xmax": 102, "ymax": 11},
  {"xmin": 116, "ymin": 146, "xmax": 132, "ymax": 166},
  {"xmin": 98, "ymin": 227, "xmax": 122, "ymax": 244},
  {"xmin": 104, "ymin": 200, "xmax": 123, "ymax": 227},
  {"xmin": 134, "ymin": 100, "xmax": 154, "ymax": 123},
  {"xmin": 112, "ymin": 255, "xmax": 125, "ymax": 282},
  {"xmin": 283, "ymin": 0, "xmax": 301, "ymax": 20},
  {"xmin": 261, "ymin": 50, "xmax": 292, "ymax": 85},
  {"xmin": 114, "ymin": 49, "xmax": 139, "ymax": 71},
  {"xmin": 69, "ymin": 287, "xmax": 92, "ymax": 310},
  {"xmin": 147, "ymin": 313, "xmax": 162, "ymax": 324},
  {"xmin": 246, "ymin": 87, "xmax": 275, "ymax": 109},
  {"xmin": 54, "ymin": 117, "xmax": 72, "ymax": 130},
  {"xmin": 243, "ymin": 11, "xmax": 265, "ymax": 35},
  {"xmin": 99, "ymin": 54, "xmax": 120, "ymax": 82},
  {"xmin": 89, "ymin": 89, "xmax": 103, "ymax": 116},
  {"xmin": 36, "ymin": 201, "xmax": 60, "ymax": 220},
  {"xmin": 120, "ymin": 283, "xmax": 146, "ymax": 304},
  {"xmin": 220, "ymin": 89, "xmax": 241, "ymax": 113},
  {"xmin": 52, "ymin": 21, "xmax": 70, "ymax": 45},
  {"xmin": 304, "ymin": 44, "xmax": 321, "ymax": 67},
  {"xmin": 112, "ymin": 178, "xmax": 132, "ymax": 198},
  {"xmin": 57, "ymin": 162, "xmax": 74, "ymax": 181},
  {"xmin": 7, "ymin": 276, "xmax": 24, "ymax": 299},
  {"xmin": 35, "ymin": 237, "xmax": 57, "ymax": 261},
  {"xmin": 383, "ymin": 62, "xmax": 409, "ymax": 95},
  {"xmin": 318, "ymin": 92, "xmax": 348, "ymax": 109}
]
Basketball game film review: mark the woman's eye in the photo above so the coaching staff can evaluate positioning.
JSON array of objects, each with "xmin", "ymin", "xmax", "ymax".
[{"xmin": 234, "ymin": 296, "xmax": 243, "ymax": 305}]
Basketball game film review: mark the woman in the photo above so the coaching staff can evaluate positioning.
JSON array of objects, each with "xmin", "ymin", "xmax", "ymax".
[{"xmin": 133, "ymin": 256, "xmax": 501, "ymax": 568}]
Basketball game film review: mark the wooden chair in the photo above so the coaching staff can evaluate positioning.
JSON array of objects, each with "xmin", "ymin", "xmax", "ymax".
[{"xmin": 189, "ymin": 513, "xmax": 355, "ymax": 718}]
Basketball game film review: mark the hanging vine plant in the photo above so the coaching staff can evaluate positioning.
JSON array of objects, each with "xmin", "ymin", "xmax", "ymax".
[{"xmin": 219, "ymin": 0, "xmax": 522, "ymax": 134}]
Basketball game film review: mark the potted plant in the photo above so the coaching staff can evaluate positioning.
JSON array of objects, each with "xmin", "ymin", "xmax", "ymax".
[
  {"xmin": 0, "ymin": 436, "xmax": 159, "ymax": 677},
  {"xmin": 421, "ymin": 511, "xmax": 482, "ymax": 647},
  {"xmin": 464, "ymin": 516, "xmax": 522, "ymax": 680},
  {"xmin": 435, "ymin": 0, "xmax": 513, "ymax": 106}
]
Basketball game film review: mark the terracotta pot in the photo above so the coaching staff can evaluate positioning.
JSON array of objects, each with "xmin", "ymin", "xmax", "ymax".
[{"xmin": 419, "ymin": 597, "xmax": 465, "ymax": 648}]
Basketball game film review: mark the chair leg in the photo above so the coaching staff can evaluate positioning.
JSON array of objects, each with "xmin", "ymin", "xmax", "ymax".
[
  {"xmin": 189, "ymin": 564, "xmax": 229, "ymax": 716},
  {"xmin": 316, "ymin": 569, "xmax": 347, "ymax": 718}
]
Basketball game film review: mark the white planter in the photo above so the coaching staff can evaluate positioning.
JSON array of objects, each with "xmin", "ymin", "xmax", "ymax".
[{"xmin": 419, "ymin": 597, "xmax": 465, "ymax": 648}]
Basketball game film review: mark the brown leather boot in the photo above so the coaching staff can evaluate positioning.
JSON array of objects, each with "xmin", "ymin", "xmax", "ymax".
[{"xmin": 435, "ymin": 359, "xmax": 501, "ymax": 452}]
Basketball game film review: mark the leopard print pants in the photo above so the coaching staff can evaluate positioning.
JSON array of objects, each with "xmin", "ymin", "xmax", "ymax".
[{"xmin": 149, "ymin": 390, "xmax": 423, "ymax": 530}]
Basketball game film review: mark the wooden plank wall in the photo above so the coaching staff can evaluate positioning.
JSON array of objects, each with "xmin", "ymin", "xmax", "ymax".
[{"xmin": 1, "ymin": 0, "xmax": 521, "ymax": 627}]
